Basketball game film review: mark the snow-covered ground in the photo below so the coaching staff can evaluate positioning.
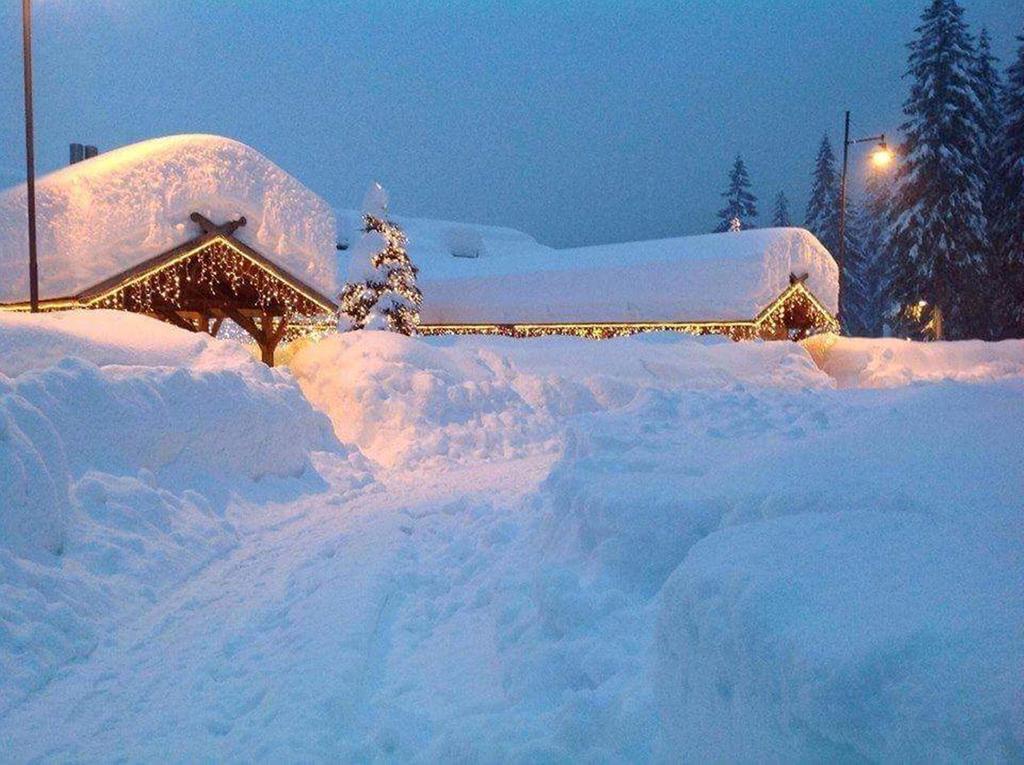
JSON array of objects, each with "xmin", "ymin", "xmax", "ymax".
[{"xmin": 1, "ymin": 314, "xmax": 1022, "ymax": 761}]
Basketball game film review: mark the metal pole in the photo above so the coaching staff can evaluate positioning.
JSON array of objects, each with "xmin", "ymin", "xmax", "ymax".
[
  {"xmin": 837, "ymin": 109, "xmax": 850, "ymax": 333},
  {"xmin": 22, "ymin": 0, "xmax": 39, "ymax": 313}
]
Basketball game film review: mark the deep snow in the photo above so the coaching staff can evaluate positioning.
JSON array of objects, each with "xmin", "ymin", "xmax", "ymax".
[
  {"xmin": 0, "ymin": 135, "xmax": 337, "ymax": 302},
  {"xmin": 1, "ymin": 316, "xmax": 1022, "ymax": 761}
]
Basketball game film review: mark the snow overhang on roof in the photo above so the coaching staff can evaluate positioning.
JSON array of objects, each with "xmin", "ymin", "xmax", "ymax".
[{"xmin": 0, "ymin": 134, "xmax": 339, "ymax": 304}]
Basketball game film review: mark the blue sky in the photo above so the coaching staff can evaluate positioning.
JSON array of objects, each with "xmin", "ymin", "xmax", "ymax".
[{"xmin": 1, "ymin": 0, "xmax": 1021, "ymax": 247}]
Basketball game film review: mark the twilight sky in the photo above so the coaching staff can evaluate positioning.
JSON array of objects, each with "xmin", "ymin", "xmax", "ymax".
[{"xmin": 1, "ymin": 0, "xmax": 1022, "ymax": 247}]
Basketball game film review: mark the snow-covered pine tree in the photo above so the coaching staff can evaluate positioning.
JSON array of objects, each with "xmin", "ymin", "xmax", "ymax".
[
  {"xmin": 772, "ymin": 191, "xmax": 792, "ymax": 227},
  {"xmin": 975, "ymin": 28, "xmax": 1005, "ymax": 227},
  {"xmin": 858, "ymin": 166, "xmax": 896, "ymax": 336},
  {"xmin": 993, "ymin": 31, "xmax": 1024, "ymax": 336},
  {"xmin": 714, "ymin": 155, "xmax": 758, "ymax": 232},
  {"xmin": 804, "ymin": 134, "xmax": 869, "ymax": 334},
  {"xmin": 973, "ymin": 28, "xmax": 1007, "ymax": 337},
  {"xmin": 804, "ymin": 135, "xmax": 840, "ymax": 250},
  {"xmin": 339, "ymin": 183, "xmax": 422, "ymax": 335},
  {"xmin": 889, "ymin": 0, "xmax": 989, "ymax": 340}
]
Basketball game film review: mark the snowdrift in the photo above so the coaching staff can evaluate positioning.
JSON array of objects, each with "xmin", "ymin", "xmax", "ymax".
[
  {"xmin": 0, "ymin": 309, "xmax": 253, "ymax": 376},
  {"xmin": 804, "ymin": 333, "xmax": 1024, "ymax": 387},
  {"xmin": 0, "ymin": 135, "xmax": 337, "ymax": 303},
  {"xmin": 288, "ymin": 331, "xmax": 829, "ymax": 468},
  {"xmin": 2, "ymin": 315, "xmax": 1023, "ymax": 760},
  {"xmin": 0, "ymin": 312, "xmax": 361, "ymax": 717},
  {"xmin": 416, "ymin": 227, "xmax": 838, "ymax": 324}
]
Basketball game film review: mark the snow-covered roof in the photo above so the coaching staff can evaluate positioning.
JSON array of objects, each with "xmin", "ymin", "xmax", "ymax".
[
  {"xmin": 335, "ymin": 208, "xmax": 551, "ymax": 268},
  {"xmin": 415, "ymin": 227, "xmax": 838, "ymax": 324},
  {"xmin": 0, "ymin": 135, "xmax": 337, "ymax": 303}
]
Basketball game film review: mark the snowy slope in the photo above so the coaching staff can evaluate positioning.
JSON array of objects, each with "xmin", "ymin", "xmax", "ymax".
[
  {"xmin": 0, "ymin": 135, "xmax": 337, "ymax": 303},
  {"xmin": 0, "ymin": 312, "xmax": 367, "ymax": 717}
]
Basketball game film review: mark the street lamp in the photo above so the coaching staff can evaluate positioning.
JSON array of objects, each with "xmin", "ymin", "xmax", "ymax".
[
  {"xmin": 838, "ymin": 110, "xmax": 889, "ymax": 330},
  {"xmin": 21, "ymin": 0, "xmax": 39, "ymax": 312}
]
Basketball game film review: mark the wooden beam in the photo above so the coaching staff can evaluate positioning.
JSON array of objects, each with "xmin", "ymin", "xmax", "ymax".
[
  {"xmin": 156, "ymin": 309, "xmax": 200, "ymax": 333},
  {"xmin": 189, "ymin": 212, "xmax": 247, "ymax": 237}
]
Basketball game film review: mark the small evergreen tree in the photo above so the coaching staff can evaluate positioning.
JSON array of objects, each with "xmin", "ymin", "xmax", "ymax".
[
  {"xmin": 339, "ymin": 183, "xmax": 422, "ymax": 335},
  {"xmin": 993, "ymin": 32, "xmax": 1024, "ymax": 336},
  {"xmin": 771, "ymin": 191, "xmax": 792, "ymax": 227},
  {"xmin": 889, "ymin": 0, "xmax": 989, "ymax": 339},
  {"xmin": 804, "ymin": 134, "xmax": 868, "ymax": 334},
  {"xmin": 714, "ymin": 155, "xmax": 758, "ymax": 232}
]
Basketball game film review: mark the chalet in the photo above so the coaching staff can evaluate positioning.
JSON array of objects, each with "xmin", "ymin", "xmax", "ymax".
[
  {"xmin": 410, "ymin": 227, "xmax": 839, "ymax": 341},
  {"xmin": 0, "ymin": 135, "xmax": 339, "ymax": 365}
]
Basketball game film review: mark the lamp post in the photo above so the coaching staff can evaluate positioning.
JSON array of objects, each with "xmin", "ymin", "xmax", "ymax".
[
  {"xmin": 838, "ymin": 110, "xmax": 892, "ymax": 330},
  {"xmin": 21, "ymin": 0, "xmax": 39, "ymax": 312}
]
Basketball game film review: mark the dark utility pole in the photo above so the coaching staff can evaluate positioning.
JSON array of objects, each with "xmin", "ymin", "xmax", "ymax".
[
  {"xmin": 22, "ymin": 0, "xmax": 39, "ymax": 312},
  {"xmin": 838, "ymin": 110, "xmax": 888, "ymax": 332}
]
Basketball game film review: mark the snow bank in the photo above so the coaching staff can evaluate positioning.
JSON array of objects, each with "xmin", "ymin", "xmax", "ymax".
[
  {"xmin": 288, "ymin": 332, "xmax": 828, "ymax": 468},
  {"xmin": 288, "ymin": 332, "xmax": 559, "ymax": 468},
  {"xmin": 0, "ymin": 311, "xmax": 364, "ymax": 716},
  {"xmin": 657, "ymin": 510, "xmax": 1024, "ymax": 762},
  {"xmin": 0, "ymin": 310, "xmax": 252, "ymax": 376},
  {"xmin": 804, "ymin": 333, "xmax": 1024, "ymax": 387},
  {"xmin": 648, "ymin": 379, "xmax": 1024, "ymax": 761},
  {"xmin": 417, "ymin": 228, "xmax": 838, "ymax": 324},
  {"xmin": 0, "ymin": 135, "xmax": 337, "ymax": 303}
]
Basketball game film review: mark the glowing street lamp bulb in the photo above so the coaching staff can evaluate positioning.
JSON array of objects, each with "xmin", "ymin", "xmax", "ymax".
[{"xmin": 871, "ymin": 145, "xmax": 894, "ymax": 167}]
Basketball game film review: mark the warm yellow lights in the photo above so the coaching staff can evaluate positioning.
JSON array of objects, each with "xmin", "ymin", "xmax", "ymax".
[
  {"xmin": 417, "ymin": 282, "xmax": 839, "ymax": 342},
  {"xmin": 871, "ymin": 145, "xmax": 894, "ymax": 168}
]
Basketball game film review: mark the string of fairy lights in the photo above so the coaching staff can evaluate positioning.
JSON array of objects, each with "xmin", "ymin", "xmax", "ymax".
[
  {"xmin": 91, "ymin": 240, "xmax": 328, "ymax": 319},
  {"xmin": 417, "ymin": 283, "xmax": 839, "ymax": 341}
]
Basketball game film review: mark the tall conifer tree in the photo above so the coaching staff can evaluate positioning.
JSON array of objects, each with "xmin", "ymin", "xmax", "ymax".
[
  {"xmin": 889, "ymin": 0, "xmax": 988, "ymax": 339},
  {"xmin": 993, "ymin": 32, "xmax": 1024, "ymax": 335},
  {"xmin": 714, "ymin": 155, "xmax": 758, "ymax": 232},
  {"xmin": 772, "ymin": 191, "xmax": 792, "ymax": 227},
  {"xmin": 805, "ymin": 135, "xmax": 868, "ymax": 334}
]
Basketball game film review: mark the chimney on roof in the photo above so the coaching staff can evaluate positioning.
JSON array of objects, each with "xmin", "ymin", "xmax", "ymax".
[{"xmin": 70, "ymin": 143, "xmax": 99, "ymax": 165}]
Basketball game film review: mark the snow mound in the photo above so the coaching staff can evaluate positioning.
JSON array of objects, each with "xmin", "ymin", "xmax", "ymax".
[
  {"xmin": 0, "ymin": 312, "xmax": 368, "ymax": 716},
  {"xmin": 0, "ymin": 310, "xmax": 252, "ymax": 376},
  {"xmin": 649, "ymin": 379, "xmax": 1024, "ymax": 761},
  {"xmin": 288, "ymin": 332, "xmax": 828, "ymax": 468},
  {"xmin": 0, "ymin": 135, "xmax": 337, "ymax": 303},
  {"xmin": 0, "ymin": 353, "xmax": 338, "ymax": 561},
  {"xmin": 656, "ymin": 510, "xmax": 1024, "ymax": 762},
  {"xmin": 417, "ymin": 227, "xmax": 838, "ymax": 324},
  {"xmin": 288, "ymin": 332, "xmax": 559, "ymax": 468},
  {"xmin": 804, "ymin": 333, "xmax": 1024, "ymax": 387}
]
